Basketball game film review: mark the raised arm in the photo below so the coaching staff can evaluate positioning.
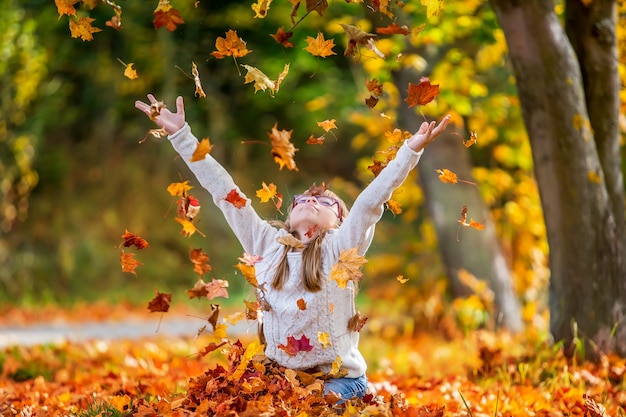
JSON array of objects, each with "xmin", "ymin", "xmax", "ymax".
[
  {"xmin": 135, "ymin": 95, "xmax": 279, "ymax": 256},
  {"xmin": 331, "ymin": 115, "xmax": 451, "ymax": 255}
]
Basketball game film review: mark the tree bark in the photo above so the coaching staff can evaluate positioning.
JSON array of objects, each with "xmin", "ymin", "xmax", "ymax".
[
  {"xmin": 393, "ymin": 69, "xmax": 524, "ymax": 333},
  {"xmin": 489, "ymin": 0, "xmax": 626, "ymax": 357}
]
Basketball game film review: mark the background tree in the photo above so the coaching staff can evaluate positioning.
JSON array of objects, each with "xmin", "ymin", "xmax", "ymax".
[{"xmin": 489, "ymin": 0, "xmax": 626, "ymax": 357}]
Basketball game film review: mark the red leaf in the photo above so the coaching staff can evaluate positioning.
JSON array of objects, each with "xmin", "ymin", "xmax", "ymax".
[
  {"xmin": 147, "ymin": 290, "xmax": 172, "ymax": 313},
  {"xmin": 225, "ymin": 189, "xmax": 247, "ymax": 208},
  {"xmin": 278, "ymin": 334, "xmax": 314, "ymax": 356}
]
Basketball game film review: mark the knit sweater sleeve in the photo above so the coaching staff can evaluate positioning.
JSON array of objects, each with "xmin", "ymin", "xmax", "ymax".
[
  {"xmin": 168, "ymin": 123, "xmax": 278, "ymax": 255},
  {"xmin": 330, "ymin": 141, "xmax": 423, "ymax": 255}
]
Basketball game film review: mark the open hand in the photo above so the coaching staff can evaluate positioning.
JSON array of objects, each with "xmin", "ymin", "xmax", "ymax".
[
  {"xmin": 407, "ymin": 115, "xmax": 451, "ymax": 152},
  {"xmin": 135, "ymin": 94, "xmax": 186, "ymax": 135}
]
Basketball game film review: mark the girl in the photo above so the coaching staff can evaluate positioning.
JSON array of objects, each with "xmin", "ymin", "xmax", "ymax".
[{"xmin": 135, "ymin": 94, "xmax": 450, "ymax": 401}]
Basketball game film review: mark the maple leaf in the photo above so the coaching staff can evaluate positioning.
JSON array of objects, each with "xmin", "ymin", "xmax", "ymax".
[
  {"xmin": 190, "ymin": 248, "xmax": 212, "ymax": 276},
  {"xmin": 376, "ymin": 22, "xmax": 410, "ymax": 35},
  {"xmin": 238, "ymin": 252, "xmax": 263, "ymax": 265},
  {"xmin": 235, "ymin": 262, "xmax": 258, "ymax": 287},
  {"xmin": 277, "ymin": 234, "xmax": 305, "ymax": 249},
  {"xmin": 55, "ymin": 0, "xmax": 78, "ymax": 16},
  {"xmin": 464, "ymin": 131, "xmax": 478, "ymax": 148},
  {"xmin": 230, "ymin": 341, "xmax": 264, "ymax": 381},
  {"xmin": 120, "ymin": 251, "xmax": 143, "ymax": 275},
  {"xmin": 211, "ymin": 30, "xmax": 252, "ymax": 59},
  {"xmin": 241, "ymin": 63, "xmax": 290, "ymax": 96},
  {"xmin": 120, "ymin": 229, "xmax": 149, "ymax": 250},
  {"xmin": 251, "ymin": 0, "xmax": 272, "ymax": 18},
  {"xmin": 69, "ymin": 17, "xmax": 102, "ymax": 41},
  {"xmin": 317, "ymin": 119, "xmax": 337, "ymax": 132},
  {"xmin": 204, "ymin": 278, "xmax": 229, "ymax": 300},
  {"xmin": 397, "ymin": 275, "xmax": 409, "ymax": 284},
  {"xmin": 190, "ymin": 138, "xmax": 213, "ymax": 162},
  {"xmin": 278, "ymin": 335, "xmax": 314, "ymax": 356},
  {"xmin": 289, "ymin": 0, "xmax": 329, "ymax": 25},
  {"xmin": 386, "ymin": 199, "xmax": 402, "ymax": 215},
  {"xmin": 421, "ymin": 0, "xmax": 445, "ymax": 18},
  {"xmin": 340, "ymin": 24, "xmax": 377, "ymax": 60},
  {"xmin": 297, "ymin": 298, "xmax": 307, "ymax": 310},
  {"xmin": 153, "ymin": 0, "xmax": 185, "ymax": 31},
  {"xmin": 177, "ymin": 194, "xmax": 201, "ymax": 221},
  {"xmin": 366, "ymin": 78, "xmax": 383, "ymax": 97},
  {"xmin": 365, "ymin": 96, "xmax": 379, "ymax": 108},
  {"xmin": 306, "ymin": 134, "xmax": 325, "ymax": 145},
  {"xmin": 199, "ymin": 341, "xmax": 227, "ymax": 357},
  {"xmin": 457, "ymin": 205, "xmax": 486, "ymax": 235},
  {"xmin": 406, "ymin": 77, "xmax": 440, "ymax": 107},
  {"xmin": 256, "ymin": 182, "xmax": 277, "ymax": 203},
  {"xmin": 175, "ymin": 217, "xmax": 205, "ymax": 237},
  {"xmin": 225, "ymin": 189, "xmax": 247, "ymax": 208},
  {"xmin": 271, "ymin": 27, "xmax": 294, "ymax": 48},
  {"xmin": 385, "ymin": 128, "xmax": 411, "ymax": 143},
  {"xmin": 304, "ymin": 32, "xmax": 336, "ymax": 58},
  {"xmin": 347, "ymin": 312, "xmax": 368, "ymax": 332},
  {"xmin": 167, "ymin": 181, "xmax": 193, "ymax": 197},
  {"xmin": 110, "ymin": 395, "xmax": 131, "ymax": 413},
  {"xmin": 147, "ymin": 289, "xmax": 172, "ymax": 313},
  {"xmin": 187, "ymin": 278, "xmax": 210, "ymax": 299},
  {"xmin": 191, "ymin": 62, "xmax": 206, "ymax": 98},
  {"xmin": 436, "ymin": 168, "xmax": 458, "ymax": 184},
  {"xmin": 269, "ymin": 123, "xmax": 299, "ymax": 170},
  {"xmin": 117, "ymin": 59, "xmax": 138, "ymax": 80},
  {"xmin": 330, "ymin": 247, "xmax": 368, "ymax": 289}
]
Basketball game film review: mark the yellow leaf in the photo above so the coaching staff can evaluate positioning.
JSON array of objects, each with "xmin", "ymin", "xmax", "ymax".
[
  {"xmin": 256, "ymin": 182, "xmax": 277, "ymax": 203},
  {"xmin": 420, "ymin": 0, "xmax": 445, "ymax": 18},
  {"xmin": 317, "ymin": 332, "xmax": 332, "ymax": 349},
  {"xmin": 241, "ymin": 64, "xmax": 290, "ymax": 97},
  {"xmin": 69, "ymin": 16, "xmax": 102, "ymax": 41},
  {"xmin": 251, "ymin": 0, "xmax": 272, "ymax": 18},
  {"xmin": 397, "ymin": 275, "xmax": 409, "ymax": 284},
  {"xmin": 213, "ymin": 323, "xmax": 228, "ymax": 339},
  {"xmin": 230, "ymin": 341, "xmax": 264, "ymax": 381},
  {"xmin": 235, "ymin": 262, "xmax": 258, "ymax": 287},
  {"xmin": 110, "ymin": 395, "xmax": 131, "ymax": 412},
  {"xmin": 386, "ymin": 199, "xmax": 403, "ymax": 215},
  {"xmin": 123, "ymin": 63, "xmax": 138, "ymax": 80},
  {"xmin": 167, "ymin": 181, "xmax": 193, "ymax": 197},
  {"xmin": 190, "ymin": 138, "xmax": 213, "ymax": 162},
  {"xmin": 55, "ymin": 0, "xmax": 78, "ymax": 16},
  {"xmin": 317, "ymin": 119, "xmax": 337, "ymax": 132},
  {"xmin": 329, "ymin": 247, "xmax": 367, "ymax": 289},
  {"xmin": 436, "ymin": 168, "xmax": 458, "ymax": 184}
]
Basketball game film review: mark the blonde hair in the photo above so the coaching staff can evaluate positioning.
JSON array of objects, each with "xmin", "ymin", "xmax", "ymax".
[{"xmin": 272, "ymin": 188, "xmax": 349, "ymax": 292}]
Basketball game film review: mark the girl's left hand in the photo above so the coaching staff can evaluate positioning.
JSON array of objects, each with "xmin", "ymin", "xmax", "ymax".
[{"xmin": 407, "ymin": 115, "xmax": 451, "ymax": 152}]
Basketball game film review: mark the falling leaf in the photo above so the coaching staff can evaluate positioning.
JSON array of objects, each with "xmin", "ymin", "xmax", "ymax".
[
  {"xmin": 307, "ymin": 134, "xmax": 325, "ymax": 145},
  {"xmin": 235, "ymin": 262, "xmax": 258, "ymax": 287},
  {"xmin": 153, "ymin": 0, "xmax": 185, "ymax": 31},
  {"xmin": 421, "ymin": 0, "xmax": 445, "ymax": 17},
  {"xmin": 147, "ymin": 289, "xmax": 172, "ymax": 313},
  {"xmin": 269, "ymin": 123, "xmax": 299, "ymax": 170},
  {"xmin": 304, "ymin": 32, "xmax": 336, "ymax": 58},
  {"xmin": 347, "ymin": 312, "xmax": 368, "ymax": 332},
  {"xmin": 251, "ymin": 0, "xmax": 272, "ymax": 18},
  {"xmin": 120, "ymin": 251, "xmax": 143, "ymax": 275},
  {"xmin": 256, "ymin": 182, "xmax": 277, "ymax": 203},
  {"xmin": 167, "ymin": 181, "xmax": 193, "ymax": 197},
  {"xmin": 317, "ymin": 332, "xmax": 331, "ymax": 349},
  {"xmin": 366, "ymin": 78, "xmax": 383, "ymax": 97},
  {"xmin": 211, "ymin": 30, "xmax": 252, "ymax": 59},
  {"xmin": 457, "ymin": 206, "xmax": 486, "ymax": 231},
  {"xmin": 225, "ymin": 189, "xmax": 247, "ymax": 209},
  {"xmin": 436, "ymin": 168, "xmax": 458, "ymax": 184},
  {"xmin": 190, "ymin": 138, "xmax": 213, "ymax": 162},
  {"xmin": 340, "ymin": 24, "xmax": 377, "ymax": 60},
  {"xmin": 464, "ymin": 131, "xmax": 478, "ymax": 148},
  {"xmin": 397, "ymin": 275, "xmax": 409, "ymax": 284},
  {"xmin": 187, "ymin": 278, "xmax": 210, "ymax": 299},
  {"xmin": 191, "ymin": 62, "xmax": 206, "ymax": 98},
  {"xmin": 120, "ymin": 230, "xmax": 150, "ymax": 250},
  {"xmin": 386, "ymin": 199, "xmax": 402, "ymax": 215},
  {"xmin": 175, "ymin": 217, "xmax": 205, "ymax": 237},
  {"xmin": 69, "ymin": 17, "xmax": 102, "ymax": 41},
  {"xmin": 241, "ymin": 64, "xmax": 290, "ymax": 97},
  {"xmin": 297, "ymin": 298, "xmax": 307, "ymax": 310},
  {"xmin": 177, "ymin": 194, "xmax": 201, "ymax": 221},
  {"xmin": 277, "ymin": 234, "xmax": 305, "ymax": 249},
  {"xmin": 278, "ymin": 335, "xmax": 314, "ymax": 356},
  {"xmin": 238, "ymin": 252, "xmax": 263, "ymax": 265},
  {"xmin": 376, "ymin": 22, "xmax": 410, "ymax": 35},
  {"xmin": 330, "ymin": 247, "xmax": 368, "ymax": 289},
  {"xmin": 270, "ymin": 27, "xmax": 294, "ymax": 47},
  {"xmin": 365, "ymin": 96, "xmax": 379, "ymax": 108},
  {"xmin": 317, "ymin": 119, "xmax": 336, "ymax": 132},
  {"xmin": 405, "ymin": 77, "xmax": 440, "ymax": 107},
  {"xmin": 199, "ymin": 341, "xmax": 227, "ymax": 357},
  {"xmin": 190, "ymin": 248, "xmax": 212, "ymax": 276},
  {"xmin": 55, "ymin": 0, "xmax": 78, "ymax": 16},
  {"xmin": 204, "ymin": 278, "xmax": 229, "ymax": 300},
  {"xmin": 117, "ymin": 59, "xmax": 138, "ymax": 80}
]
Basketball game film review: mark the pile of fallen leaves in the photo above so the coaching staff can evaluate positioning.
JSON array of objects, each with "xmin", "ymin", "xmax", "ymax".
[{"xmin": 1, "ymin": 320, "xmax": 626, "ymax": 416}]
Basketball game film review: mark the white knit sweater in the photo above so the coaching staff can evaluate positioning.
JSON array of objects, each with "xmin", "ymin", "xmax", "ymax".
[{"xmin": 169, "ymin": 123, "xmax": 423, "ymax": 378}]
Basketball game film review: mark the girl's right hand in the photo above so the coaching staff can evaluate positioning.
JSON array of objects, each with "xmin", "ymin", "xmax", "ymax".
[{"xmin": 135, "ymin": 94, "xmax": 186, "ymax": 135}]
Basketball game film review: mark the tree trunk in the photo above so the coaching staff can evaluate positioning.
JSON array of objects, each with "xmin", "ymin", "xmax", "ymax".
[
  {"xmin": 393, "ymin": 69, "xmax": 524, "ymax": 333},
  {"xmin": 489, "ymin": 0, "xmax": 626, "ymax": 357}
]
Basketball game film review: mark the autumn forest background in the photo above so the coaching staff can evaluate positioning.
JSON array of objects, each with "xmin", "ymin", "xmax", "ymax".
[{"xmin": 1, "ymin": 0, "xmax": 626, "ymax": 415}]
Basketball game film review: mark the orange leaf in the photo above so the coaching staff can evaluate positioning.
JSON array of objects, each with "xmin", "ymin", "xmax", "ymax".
[
  {"xmin": 386, "ymin": 199, "xmax": 402, "ymax": 215},
  {"xmin": 190, "ymin": 138, "xmax": 213, "ymax": 162},
  {"xmin": 269, "ymin": 123, "xmax": 298, "ymax": 171},
  {"xmin": 147, "ymin": 289, "xmax": 172, "ymax": 313},
  {"xmin": 405, "ymin": 77, "xmax": 440, "ymax": 107},
  {"xmin": 153, "ymin": 0, "xmax": 185, "ymax": 31},
  {"xmin": 303, "ymin": 32, "xmax": 336, "ymax": 58},
  {"xmin": 211, "ymin": 30, "xmax": 252, "ymax": 59},
  {"xmin": 55, "ymin": 0, "xmax": 78, "ymax": 16},
  {"xmin": 251, "ymin": 0, "xmax": 272, "ymax": 18},
  {"xmin": 69, "ymin": 17, "xmax": 102, "ymax": 41},
  {"xmin": 235, "ymin": 262, "xmax": 258, "ymax": 288},
  {"xmin": 464, "ymin": 130, "xmax": 478, "ymax": 148},
  {"xmin": 436, "ymin": 168, "xmax": 458, "ymax": 184},
  {"xmin": 190, "ymin": 248, "xmax": 212, "ymax": 276},
  {"xmin": 330, "ymin": 247, "xmax": 368, "ymax": 289},
  {"xmin": 225, "ymin": 189, "xmax": 247, "ymax": 209},
  {"xmin": 120, "ymin": 251, "xmax": 142, "ymax": 275},
  {"xmin": 376, "ymin": 22, "xmax": 410, "ymax": 35},
  {"xmin": 120, "ymin": 230, "xmax": 150, "ymax": 250},
  {"xmin": 366, "ymin": 78, "xmax": 383, "ymax": 96},
  {"xmin": 270, "ymin": 26, "xmax": 294, "ymax": 48},
  {"xmin": 297, "ymin": 298, "xmax": 307, "ymax": 310},
  {"xmin": 317, "ymin": 119, "xmax": 337, "ymax": 132},
  {"xmin": 167, "ymin": 181, "xmax": 193, "ymax": 197},
  {"xmin": 306, "ymin": 134, "xmax": 325, "ymax": 145},
  {"xmin": 256, "ymin": 182, "xmax": 277, "ymax": 203}
]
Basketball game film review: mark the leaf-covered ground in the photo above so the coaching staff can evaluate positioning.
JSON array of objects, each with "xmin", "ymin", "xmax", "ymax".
[{"xmin": 1, "ymin": 305, "xmax": 625, "ymax": 416}]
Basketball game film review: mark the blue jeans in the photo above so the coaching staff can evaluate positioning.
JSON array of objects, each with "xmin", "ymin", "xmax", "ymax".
[{"xmin": 323, "ymin": 374, "xmax": 368, "ymax": 402}]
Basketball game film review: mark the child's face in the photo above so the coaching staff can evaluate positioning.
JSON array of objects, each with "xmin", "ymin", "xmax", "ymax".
[{"xmin": 289, "ymin": 194, "xmax": 341, "ymax": 233}]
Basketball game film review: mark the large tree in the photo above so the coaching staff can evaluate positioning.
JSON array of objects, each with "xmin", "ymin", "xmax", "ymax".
[{"xmin": 489, "ymin": 0, "xmax": 626, "ymax": 356}]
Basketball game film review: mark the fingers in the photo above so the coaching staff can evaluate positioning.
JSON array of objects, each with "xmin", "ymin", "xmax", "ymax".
[{"xmin": 176, "ymin": 96, "xmax": 184, "ymax": 115}]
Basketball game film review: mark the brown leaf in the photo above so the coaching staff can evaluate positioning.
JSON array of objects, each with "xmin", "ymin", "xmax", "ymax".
[
  {"xmin": 269, "ymin": 123, "xmax": 299, "ymax": 171},
  {"xmin": 406, "ymin": 77, "xmax": 440, "ymax": 107},
  {"xmin": 120, "ymin": 230, "xmax": 149, "ymax": 250},
  {"xmin": 120, "ymin": 251, "xmax": 143, "ymax": 275},
  {"xmin": 147, "ymin": 289, "xmax": 172, "ymax": 313},
  {"xmin": 190, "ymin": 248, "xmax": 212, "ymax": 276}
]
